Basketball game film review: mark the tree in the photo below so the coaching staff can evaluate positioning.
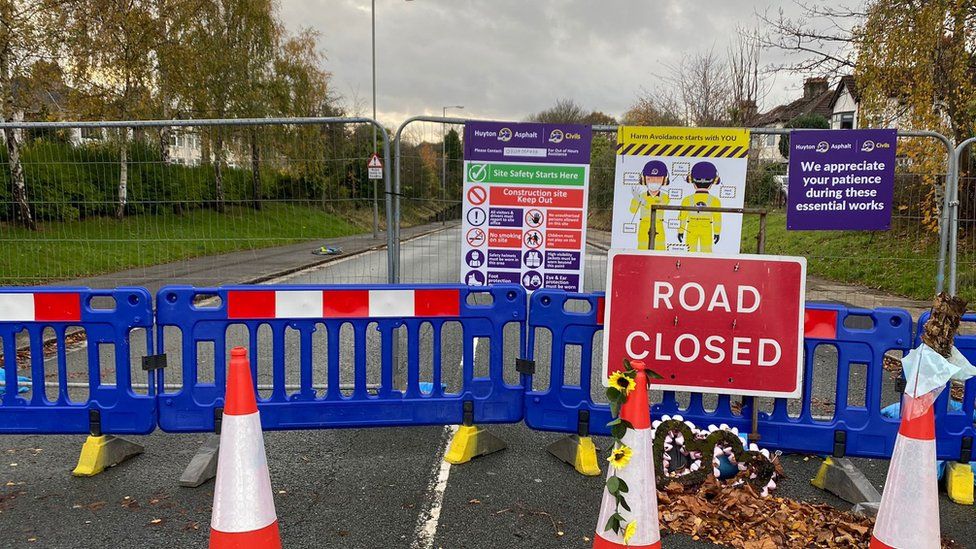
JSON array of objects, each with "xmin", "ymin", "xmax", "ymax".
[
  {"xmin": 443, "ymin": 127, "xmax": 462, "ymax": 198},
  {"xmin": 622, "ymin": 94, "xmax": 684, "ymax": 127},
  {"xmin": 728, "ymin": 25, "xmax": 766, "ymax": 126},
  {"xmin": 65, "ymin": 0, "xmax": 158, "ymax": 219},
  {"xmin": 0, "ymin": 0, "xmax": 69, "ymax": 229},
  {"xmin": 664, "ymin": 48, "xmax": 732, "ymax": 127},
  {"xmin": 778, "ymin": 113, "xmax": 830, "ymax": 158},
  {"xmin": 182, "ymin": 0, "xmax": 279, "ymax": 212},
  {"xmin": 857, "ymin": 1, "xmax": 976, "ymax": 232},
  {"xmin": 759, "ymin": 2, "xmax": 861, "ymax": 78},
  {"xmin": 154, "ymin": 0, "xmax": 204, "ymax": 168},
  {"xmin": 528, "ymin": 98, "xmax": 589, "ymax": 124}
]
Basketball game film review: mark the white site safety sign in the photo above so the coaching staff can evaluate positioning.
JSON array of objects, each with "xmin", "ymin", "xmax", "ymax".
[{"xmin": 368, "ymin": 153, "xmax": 383, "ymax": 180}]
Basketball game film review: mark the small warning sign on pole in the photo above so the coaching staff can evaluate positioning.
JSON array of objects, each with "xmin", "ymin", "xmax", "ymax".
[{"xmin": 367, "ymin": 153, "xmax": 383, "ymax": 180}]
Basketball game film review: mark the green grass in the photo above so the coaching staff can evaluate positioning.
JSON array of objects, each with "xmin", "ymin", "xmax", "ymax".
[
  {"xmin": 741, "ymin": 211, "xmax": 973, "ymax": 302},
  {"xmin": 1, "ymin": 203, "xmax": 369, "ymax": 285}
]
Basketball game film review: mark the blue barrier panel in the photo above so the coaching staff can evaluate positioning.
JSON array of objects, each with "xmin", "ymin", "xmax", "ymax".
[
  {"xmin": 155, "ymin": 284, "xmax": 526, "ymax": 432},
  {"xmin": 525, "ymin": 289, "xmax": 916, "ymax": 459},
  {"xmin": 914, "ymin": 311, "xmax": 976, "ymax": 461},
  {"xmin": 0, "ymin": 287, "xmax": 156, "ymax": 435}
]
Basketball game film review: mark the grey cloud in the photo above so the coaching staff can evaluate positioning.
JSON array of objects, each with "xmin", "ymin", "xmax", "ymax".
[{"xmin": 280, "ymin": 0, "xmax": 811, "ymax": 125}]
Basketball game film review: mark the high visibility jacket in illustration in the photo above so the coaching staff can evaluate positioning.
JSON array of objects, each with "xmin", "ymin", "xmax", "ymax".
[
  {"xmin": 678, "ymin": 191, "xmax": 722, "ymax": 253},
  {"xmin": 629, "ymin": 192, "xmax": 669, "ymax": 251}
]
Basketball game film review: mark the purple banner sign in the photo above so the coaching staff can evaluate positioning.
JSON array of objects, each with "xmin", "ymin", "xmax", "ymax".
[
  {"xmin": 464, "ymin": 121, "xmax": 592, "ymax": 165},
  {"xmin": 787, "ymin": 129, "xmax": 896, "ymax": 230}
]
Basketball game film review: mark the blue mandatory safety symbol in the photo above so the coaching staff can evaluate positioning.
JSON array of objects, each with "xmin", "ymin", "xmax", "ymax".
[
  {"xmin": 465, "ymin": 249, "xmax": 485, "ymax": 268},
  {"xmin": 523, "ymin": 249, "xmax": 543, "ymax": 269},
  {"xmin": 522, "ymin": 270, "xmax": 543, "ymax": 291},
  {"xmin": 464, "ymin": 270, "xmax": 486, "ymax": 286}
]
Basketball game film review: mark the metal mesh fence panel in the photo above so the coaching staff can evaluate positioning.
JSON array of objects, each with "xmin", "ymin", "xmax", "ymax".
[
  {"xmin": 393, "ymin": 117, "xmax": 465, "ymax": 284},
  {"xmin": 0, "ymin": 118, "xmax": 400, "ymax": 289}
]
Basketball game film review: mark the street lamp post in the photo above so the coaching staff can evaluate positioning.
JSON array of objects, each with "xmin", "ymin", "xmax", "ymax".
[
  {"xmin": 370, "ymin": 0, "xmax": 414, "ymax": 239},
  {"xmin": 441, "ymin": 105, "xmax": 464, "ymax": 224},
  {"xmin": 370, "ymin": 0, "xmax": 378, "ymax": 238}
]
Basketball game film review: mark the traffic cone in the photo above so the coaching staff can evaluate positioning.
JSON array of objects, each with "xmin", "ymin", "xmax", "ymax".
[
  {"xmin": 210, "ymin": 347, "xmax": 281, "ymax": 549},
  {"xmin": 870, "ymin": 393, "xmax": 940, "ymax": 549},
  {"xmin": 594, "ymin": 363, "xmax": 661, "ymax": 548}
]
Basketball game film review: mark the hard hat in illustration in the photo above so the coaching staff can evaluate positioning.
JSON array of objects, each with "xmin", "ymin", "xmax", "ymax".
[
  {"xmin": 642, "ymin": 160, "xmax": 668, "ymax": 178},
  {"xmin": 689, "ymin": 161, "xmax": 719, "ymax": 188}
]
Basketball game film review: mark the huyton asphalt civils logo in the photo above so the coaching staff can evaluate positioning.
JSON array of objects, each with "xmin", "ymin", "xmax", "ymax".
[
  {"xmin": 815, "ymin": 141, "xmax": 830, "ymax": 153},
  {"xmin": 549, "ymin": 129, "xmax": 564, "ymax": 143},
  {"xmin": 861, "ymin": 140, "xmax": 876, "ymax": 153},
  {"xmin": 497, "ymin": 127, "xmax": 513, "ymax": 142}
]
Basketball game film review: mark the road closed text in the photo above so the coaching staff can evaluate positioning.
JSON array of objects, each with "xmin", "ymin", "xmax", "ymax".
[{"xmin": 624, "ymin": 282, "xmax": 782, "ymax": 368}]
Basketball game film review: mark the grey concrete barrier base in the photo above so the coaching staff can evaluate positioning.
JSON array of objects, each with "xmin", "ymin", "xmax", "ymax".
[
  {"xmin": 546, "ymin": 435, "xmax": 601, "ymax": 476},
  {"xmin": 810, "ymin": 456, "xmax": 882, "ymax": 505},
  {"xmin": 179, "ymin": 434, "xmax": 220, "ymax": 488},
  {"xmin": 851, "ymin": 501, "xmax": 881, "ymax": 517}
]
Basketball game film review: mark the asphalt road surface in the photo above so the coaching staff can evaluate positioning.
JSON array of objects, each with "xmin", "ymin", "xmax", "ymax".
[{"xmin": 0, "ymin": 227, "xmax": 970, "ymax": 548}]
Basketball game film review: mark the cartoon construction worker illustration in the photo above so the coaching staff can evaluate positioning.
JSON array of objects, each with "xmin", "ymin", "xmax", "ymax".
[
  {"xmin": 628, "ymin": 160, "xmax": 670, "ymax": 250},
  {"xmin": 678, "ymin": 161, "xmax": 722, "ymax": 253}
]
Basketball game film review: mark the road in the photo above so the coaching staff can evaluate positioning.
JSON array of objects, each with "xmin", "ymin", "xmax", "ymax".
[{"xmin": 0, "ymin": 227, "xmax": 970, "ymax": 548}]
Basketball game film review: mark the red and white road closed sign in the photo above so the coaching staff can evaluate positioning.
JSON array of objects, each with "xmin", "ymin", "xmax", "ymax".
[{"xmin": 603, "ymin": 251, "xmax": 807, "ymax": 398}]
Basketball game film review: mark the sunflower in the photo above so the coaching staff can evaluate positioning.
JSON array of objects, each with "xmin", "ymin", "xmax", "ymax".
[
  {"xmin": 609, "ymin": 371, "xmax": 636, "ymax": 395},
  {"xmin": 623, "ymin": 520, "xmax": 637, "ymax": 543},
  {"xmin": 607, "ymin": 445, "xmax": 633, "ymax": 469}
]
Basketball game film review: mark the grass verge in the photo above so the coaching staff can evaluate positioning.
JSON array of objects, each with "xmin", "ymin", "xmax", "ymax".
[
  {"xmin": 1, "ymin": 203, "xmax": 378, "ymax": 284},
  {"xmin": 741, "ymin": 212, "xmax": 973, "ymax": 302}
]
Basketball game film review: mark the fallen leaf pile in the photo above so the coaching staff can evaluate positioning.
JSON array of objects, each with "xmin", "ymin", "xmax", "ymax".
[{"xmin": 657, "ymin": 477, "xmax": 962, "ymax": 548}]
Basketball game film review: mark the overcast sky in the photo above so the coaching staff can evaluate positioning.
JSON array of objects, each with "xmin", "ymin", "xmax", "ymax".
[{"xmin": 279, "ymin": 0, "xmax": 812, "ymax": 126}]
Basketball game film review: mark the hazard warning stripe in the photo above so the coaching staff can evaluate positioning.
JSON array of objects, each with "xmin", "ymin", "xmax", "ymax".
[
  {"xmin": 226, "ymin": 289, "xmax": 461, "ymax": 319},
  {"xmin": 0, "ymin": 292, "xmax": 82, "ymax": 322},
  {"xmin": 617, "ymin": 143, "xmax": 750, "ymax": 158}
]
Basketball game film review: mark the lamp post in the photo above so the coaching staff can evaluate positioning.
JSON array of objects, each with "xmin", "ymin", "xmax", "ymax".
[{"xmin": 441, "ymin": 105, "xmax": 464, "ymax": 224}]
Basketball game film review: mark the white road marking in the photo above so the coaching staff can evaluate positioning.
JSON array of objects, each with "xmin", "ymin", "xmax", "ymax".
[
  {"xmin": 410, "ymin": 424, "xmax": 457, "ymax": 549},
  {"xmin": 410, "ymin": 336, "xmax": 477, "ymax": 549}
]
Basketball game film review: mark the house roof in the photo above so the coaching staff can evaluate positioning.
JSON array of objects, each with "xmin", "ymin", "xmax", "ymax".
[
  {"xmin": 753, "ymin": 85, "xmax": 836, "ymax": 126},
  {"xmin": 10, "ymin": 76, "xmax": 70, "ymax": 117},
  {"xmin": 829, "ymin": 75, "xmax": 859, "ymax": 109}
]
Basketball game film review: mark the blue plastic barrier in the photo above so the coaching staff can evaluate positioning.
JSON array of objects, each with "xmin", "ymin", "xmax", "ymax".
[
  {"xmin": 0, "ymin": 287, "xmax": 156, "ymax": 434},
  {"xmin": 155, "ymin": 284, "xmax": 526, "ymax": 432},
  {"xmin": 914, "ymin": 311, "xmax": 976, "ymax": 461},
  {"xmin": 524, "ymin": 289, "xmax": 918, "ymax": 459}
]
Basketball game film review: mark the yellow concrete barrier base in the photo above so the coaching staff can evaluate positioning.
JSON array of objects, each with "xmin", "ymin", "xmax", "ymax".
[
  {"xmin": 444, "ymin": 425, "xmax": 507, "ymax": 465},
  {"xmin": 572, "ymin": 436, "xmax": 601, "ymax": 476},
  {"xmin": 810, "ymin": 456, "xmax": 832, "ymax": 489},
  {"xmin": 72, "ymin": 435, "xmax": 144, "ymax": 477},
  {"xmin": 946, "ymin": 462, "xmax": 974, "ymax": 505}
]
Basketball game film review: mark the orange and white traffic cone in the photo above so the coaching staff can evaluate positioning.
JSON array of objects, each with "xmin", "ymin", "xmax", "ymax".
[
  {"xmin": 870, "ymin": 393, "xmax": 940, "ymax": 549},
  {"xmin": 210, "ymin": 347, "xmax": 281, "ymax": 549},
  {"xmin": 594, "ymin": 363, "xmax": 661, "ymax": 549}
]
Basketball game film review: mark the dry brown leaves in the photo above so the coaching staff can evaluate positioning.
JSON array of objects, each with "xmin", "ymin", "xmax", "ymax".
[{"xmin": 657, "ymin": 477, "xmax": 961, "ymax": 548}]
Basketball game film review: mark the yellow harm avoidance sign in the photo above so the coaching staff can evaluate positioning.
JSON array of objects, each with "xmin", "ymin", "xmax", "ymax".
[{"xmin": 616, "ymin": 126, "xmax": 751, "ymax": 158}]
